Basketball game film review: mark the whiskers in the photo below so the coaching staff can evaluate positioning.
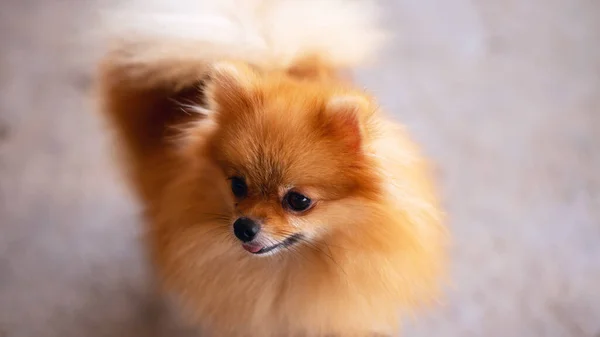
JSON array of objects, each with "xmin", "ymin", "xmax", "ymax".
[
  {"xmin": 190, "ymin": 212, "xmax": 235, "ymax": 246},
  {"xmin": 170, "ymin": 212, "xmax": 349, "ymax": 276},
  {"xmin": 198, "ymin": 211, "xmax": 231, "ymax": 223},
  {"xmin": 276, "ymin": 230, "xmax": 347, "ymax": 275}
]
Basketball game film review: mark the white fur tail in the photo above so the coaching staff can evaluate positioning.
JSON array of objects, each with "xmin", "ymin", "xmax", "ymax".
[{"xmin": 97, "ymin": 0, "xmax": 387, "ymax": 76}]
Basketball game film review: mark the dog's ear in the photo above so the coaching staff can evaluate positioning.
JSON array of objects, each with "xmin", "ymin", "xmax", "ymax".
[
  {"xmin": 203, "ymin": 61, "xmax": 261, "ymax": 119},
  {"xmin": 320, "ymin": 94, "xmax": 371, "ymax": 152}
]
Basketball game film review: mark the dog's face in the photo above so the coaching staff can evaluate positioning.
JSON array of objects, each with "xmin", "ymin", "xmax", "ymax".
[{"xmin": 197, "ymin": 62, "xmax": 380, "ymax": 256}]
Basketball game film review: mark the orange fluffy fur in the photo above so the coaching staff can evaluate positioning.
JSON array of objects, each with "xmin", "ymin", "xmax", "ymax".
[{"xmin": 95, "ymin": 1, "xmax": 447, "ymax": 336}]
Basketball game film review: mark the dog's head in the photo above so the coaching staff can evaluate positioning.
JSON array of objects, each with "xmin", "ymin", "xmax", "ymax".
[{"xmin": 186, "ymin": 61, "xmax": 382, "ymax": 256}]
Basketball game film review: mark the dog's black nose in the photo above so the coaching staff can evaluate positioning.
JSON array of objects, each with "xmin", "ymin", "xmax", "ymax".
[{"xmin": 233, "ymin": 217, "xmax": 260, "ymax": 242}]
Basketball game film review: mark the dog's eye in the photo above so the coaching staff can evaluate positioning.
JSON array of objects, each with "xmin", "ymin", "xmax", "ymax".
[
  {"xmin": 230, "ymin": 177, "xmax": 248, "ymax": 198},
  {"xmin": 284, "ymin": 192, "xmax": 312, "ymax": 212}
]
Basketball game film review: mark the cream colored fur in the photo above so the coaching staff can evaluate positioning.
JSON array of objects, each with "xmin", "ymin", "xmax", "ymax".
[{"xmin": 95, "ymin": 0, "xmax": 387, "ymax": 86}]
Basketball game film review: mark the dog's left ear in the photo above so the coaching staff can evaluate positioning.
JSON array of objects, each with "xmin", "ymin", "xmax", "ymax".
[
  {"xmin": 204, "ymin": 61, "xmax": 260, "ymax": 118},
  {"xmin": 321, "ymin": 94, "xmax": 372, "ymax": 152}
]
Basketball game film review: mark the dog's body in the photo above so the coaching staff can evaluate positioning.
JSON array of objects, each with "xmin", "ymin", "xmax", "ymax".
[{"xmin": 96, "ymin": 1, "xmax": 447, "ymax": 336}]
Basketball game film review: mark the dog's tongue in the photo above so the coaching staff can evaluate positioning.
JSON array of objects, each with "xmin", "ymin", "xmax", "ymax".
[{"xmin": 242, "ymin": 243, "xmax": 263, "ymax": 253}]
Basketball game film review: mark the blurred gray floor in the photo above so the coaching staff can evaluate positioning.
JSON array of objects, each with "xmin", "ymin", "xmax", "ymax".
[{"xmin": 1, "ymin": 0, "xmax": 599, "ymax": 336}]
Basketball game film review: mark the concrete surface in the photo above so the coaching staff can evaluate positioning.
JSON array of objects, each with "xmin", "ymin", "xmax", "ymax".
[{"xmin": 0, "ymin": 0, "xmax": 599, "ymax": 336}]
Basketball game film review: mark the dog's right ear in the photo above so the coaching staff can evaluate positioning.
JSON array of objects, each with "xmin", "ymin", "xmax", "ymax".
[{"xmin": 203, "ymin": 61, "xmax": 261, "ymax": 120}]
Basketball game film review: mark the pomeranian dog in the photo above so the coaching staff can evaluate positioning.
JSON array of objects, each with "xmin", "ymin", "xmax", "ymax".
[{"xmin": 94, "ymin": 0, "xmax": 447, "ymax": 336}]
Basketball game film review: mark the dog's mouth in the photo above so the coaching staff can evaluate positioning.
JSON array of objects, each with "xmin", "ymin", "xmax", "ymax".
[{"xmin": 242, "ymin": 233, "xmax": 303, "ymax": 255}]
